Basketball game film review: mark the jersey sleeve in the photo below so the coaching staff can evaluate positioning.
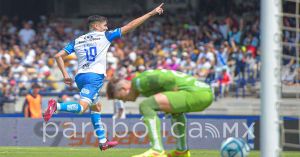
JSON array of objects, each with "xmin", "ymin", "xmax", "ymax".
[
  {"xmin": 132, "ymin": 76, "xmax": 142, "ymax": 92},
  {"xmin": 63, "ymin": 40, "xmax": 75, "ymax": 55},
  {"xmin": 105, "ymin": 28, "xmax": 122, "ymax": 42}
]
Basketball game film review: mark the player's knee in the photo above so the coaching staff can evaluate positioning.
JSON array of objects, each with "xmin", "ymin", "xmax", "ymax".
[
  {"xmin": 79, "ymin": 100, "xmax": 91, "ymax": 113},
  {"xmin": 81, "ymin": 105, "xmax": 89, "ymax": 114},
  {"xmin": 139, "ymin": 97, "xmax": 159, "ymax": 115},
  {"xmin": 91, "ymin": 103, "xmax": 101, "ymax": 112},
  {"xmin": 139, "ymin": 101, "xmax": 149, "ymax": 115}
]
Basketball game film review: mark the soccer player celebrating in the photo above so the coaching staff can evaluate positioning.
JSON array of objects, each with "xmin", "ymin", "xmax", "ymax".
[
  {"xmin": 106, "ymin": 69, "xmax": 213, "ymax": 157},
  {"xmin": 43, "ymin": 3, "xmax": 164, "ymax": 151}
]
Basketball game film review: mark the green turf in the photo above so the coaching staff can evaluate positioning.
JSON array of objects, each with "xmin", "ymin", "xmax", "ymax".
[{"xmin": 0, "ymin": 147, "xmax": 299, "ymax": 157}]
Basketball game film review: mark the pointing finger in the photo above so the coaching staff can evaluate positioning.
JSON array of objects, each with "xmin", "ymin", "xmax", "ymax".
[{"xmin": 158, "ymin": 3, "xmax": 164, "ymax": 8}]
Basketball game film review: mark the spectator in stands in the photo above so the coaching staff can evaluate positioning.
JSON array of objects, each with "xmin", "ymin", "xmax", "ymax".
[
  {"xmin": 282, "ymin": 67, "xmax": 297, "ymax": 86},
  {"xmin": 125, "ymin": 67, "xmax": 135, "ymax": 81},
  {"xmin": 196, "ymin": 57, "xmax": 211, "ymax": 79},
  {"xmin": 23, "ymin": 84, "xmax": 42, "ymax": 118},
  {"xmin": 228, "ymin": 19, "xmax": 244, "ymax": 44},
  {"xmin": 8, "ymin": 79, "xmax": 18, "ymax": 100},
  {"xmin": 0, "ymin": 83, "xmax": 4, "ymax": 113},
  {"xmin": 112, "ymin": 100, "xmax": 126, "ymax": 119},
  {"xmin": 205, "ymin": 66, "xmax": 216, "ymax": 84},
  {"xmin": 243, "ymin": 32, "xmax": 259, "ymax": 48},
  {"xmin": 106, "ymin": 62, "xmax": 116, "ymax": 80},
  {"xmin": 11, "ymin": 45, "xmax": 24, "ymax": 60},
  {"xmin": 135, "ymin": 65, "xmax": 146, "ymax": 76},
  {"xmin": 18, "ymin": 21, "xmax": 36, "ymax": 45},
  {"xmin": 0, "ymin": 57, "xmax": 10, "ymax": 77},
  {"xmin": 36, "ymin": 60, "xmax": 50, "ymax": 78},
  {"xmin": 19, "ymin": 71, "xmax": 29, "ymax": 91},
  {"xmin": 180, "ymin": 52, "xmax": 196, "ymax": 75},
  {"xmin": 296, "ymin": 68, "xmax": 300, "ymax": 85},
  {"xmin": 107, "ymin": 52, "xmax": 118, "ymax": 69},
  {"xmin": 166, "ymin": 54, "xmax": 180, "ymax": 71},
  {"xmin": 218, "ymin": 68, "xmax": 231, "ymax": 98},
  {"xmin": 245, "ymin": 52, "xmax": 258, "ymax": 85},
  {"xmin": 9, "ymin": 59, "xmax": 25, "ymax": 80},
  {"xmin": 232, "ymin": 45, "xmax": 246, "ymax": 78},
  {"xmin": 43, "ymin": 71, "xmax": 59, "ymax": 91},
  {"xmin": 23, "ymin": 48, "xmax": 36, "ymax": 67},
  {"xmin": 156, "ymin": 56, "xmax": 168, "ymax": 69}
]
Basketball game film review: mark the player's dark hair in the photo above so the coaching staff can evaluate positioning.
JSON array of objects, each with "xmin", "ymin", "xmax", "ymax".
[
  {"xmin": 106, "ymin": 78, "xmax": 121, "ymax": 99},
  {"xmin": 87, "ymin": 15, "xmax": 107, "ymax": 29}
]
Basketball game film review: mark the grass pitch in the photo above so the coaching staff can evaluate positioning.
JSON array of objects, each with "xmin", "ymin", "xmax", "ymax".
[{"xmin": 0, "ymin": 147, "xmax": 300, "ymax": 157}]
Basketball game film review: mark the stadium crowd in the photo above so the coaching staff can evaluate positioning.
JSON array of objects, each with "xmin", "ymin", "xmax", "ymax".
[{"xmin": 0, "ymin": 3, "xmax": 299, "ymax": 112}]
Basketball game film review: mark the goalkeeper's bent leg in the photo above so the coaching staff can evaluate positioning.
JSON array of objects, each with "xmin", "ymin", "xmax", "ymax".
[
  {"xmin": 139, "ymin": 97, "xmax": 164, "ymax": 152},
  {"xmin": 171, "ymin": 113, "xmax": 187, "ymax": 151}
]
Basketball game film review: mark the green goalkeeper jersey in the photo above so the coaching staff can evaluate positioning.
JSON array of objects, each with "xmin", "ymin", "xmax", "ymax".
[{"xmin": 132, "ymin": 69, "xmax": 211, "ymax": 97}]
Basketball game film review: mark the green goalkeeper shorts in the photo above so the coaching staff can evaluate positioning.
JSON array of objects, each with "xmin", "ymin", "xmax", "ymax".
[{"xmin": 162, "ymin": 89, "xmax": 213, "ymax": 113}]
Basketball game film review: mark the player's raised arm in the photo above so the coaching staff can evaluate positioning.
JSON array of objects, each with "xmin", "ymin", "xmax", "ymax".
[{"xmin": 121, "ymin": 3, "xmax": 164, "ymax": 35}]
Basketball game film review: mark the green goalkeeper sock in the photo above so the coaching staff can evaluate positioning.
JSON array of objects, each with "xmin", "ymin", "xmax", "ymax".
[
  {"xmin": 139, "ymin": 97, "xmax": 164, "ymax": 152},
  {"xmin": 171, "ymin": 113, "xmax": 187, "ymax": 151}
]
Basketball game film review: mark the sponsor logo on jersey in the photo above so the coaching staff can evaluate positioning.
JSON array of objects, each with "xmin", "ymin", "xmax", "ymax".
[
  {"xmin": 93, "ymin": 38, "xmax": 101, "ymax": 40},
  {"xmin": 84, "ymin": 43, "xmax": 97, "ymax": 47},
  {"xmin": 77, "ymin": 41, "xmax": 85, "ymax": 44},
  {"xmin": 84, "ymin": 35, "xmax": 93, "ymax": 41},
  {"xmin": 82, "ymin": 63, "xmax": 90, "ymax": 69},
  {"xmin": 81, "ymin": 88, "xmax": 90, "ymax": 94},
  {"xmin": 84, "ymin": 35, "xmax": 101, "ymax": 41}
]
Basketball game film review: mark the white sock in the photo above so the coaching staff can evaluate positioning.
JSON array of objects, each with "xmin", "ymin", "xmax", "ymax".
[
  {"xmin": 99, "ymin": 138, "xmax": 107, "ymax": 144},
  {"xmin": 56, "ymin": 103, "xmax": 61, "ymax": 110}
]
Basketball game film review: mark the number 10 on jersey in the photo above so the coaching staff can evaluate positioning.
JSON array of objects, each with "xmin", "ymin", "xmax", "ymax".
[{"xmin": 85, "ymin": 47, "xmax": 97, "ymax": 61}]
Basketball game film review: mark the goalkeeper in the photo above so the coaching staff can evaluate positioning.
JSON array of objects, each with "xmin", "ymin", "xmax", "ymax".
[{"xmin": 106, "ymin": 69, "xmax": 213, "ymax": 157}]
